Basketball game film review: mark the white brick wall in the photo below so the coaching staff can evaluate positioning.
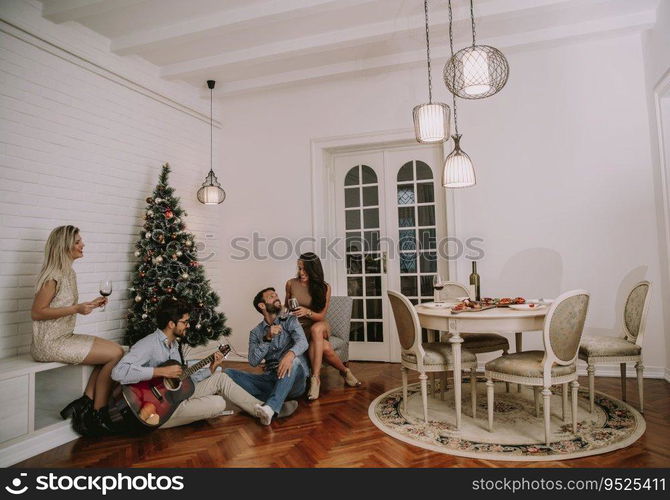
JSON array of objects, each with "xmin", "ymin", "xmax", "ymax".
[{"xmin": 0, "ymin": 3, "xmax": 222, "ymax": 358}]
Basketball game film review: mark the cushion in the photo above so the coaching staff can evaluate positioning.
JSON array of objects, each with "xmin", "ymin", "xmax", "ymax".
[
  {"xmin": 485, "ymin": 351, "xmax": 576, "ymax": 378},
  {"xmin": 402, "ymin": 343, "xmax": 476, "ymax": 366},
  {"xmin": 461, "ymin": 332, "xmax": 509, "ymax": 351},
  {"xmin": 579, "ymin": 335, "xmax": 641, "ymax": 358}
]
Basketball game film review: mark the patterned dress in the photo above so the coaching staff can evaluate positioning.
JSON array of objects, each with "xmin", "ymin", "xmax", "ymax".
[{"xmin": 31, "ymin": 269, "xmax": 96, "ymax": 364}]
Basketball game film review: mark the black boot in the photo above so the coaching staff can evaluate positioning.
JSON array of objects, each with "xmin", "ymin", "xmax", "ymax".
[
  {"xmin": 60, "ymin": 395, "xmax": 92, "ymax": 420},
  {"xmin": 71, "ymin": 404, "xmax": 114, "ymax": 437}
]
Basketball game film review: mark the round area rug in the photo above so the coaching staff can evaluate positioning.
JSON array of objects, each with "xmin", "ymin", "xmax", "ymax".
[{"xmin": 368, "ymin": 379, "xmax": 645, "ymax": 461}]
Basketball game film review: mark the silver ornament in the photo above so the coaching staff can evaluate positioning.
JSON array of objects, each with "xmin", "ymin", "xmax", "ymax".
[
  {"xmin": 155, "ymin": 197, "xmax": 163, "ymax": 203},
  {"xmin": 145, "ymin": 232, "xmax": 152, "ymax": 239},
  {"xmin": 141, "ymin": 313, "xmax": 147, "ymax": 319},
  {"xmin": 155, "ymin": 255, "xmax": 163, "ymax": 264},
  {"xmin": 135, "ymin": 295, "xmax": 142, "ymax": 302},
  {"xmin": 134, "ymin": 250, "xmax": 140, "ymax": 257},
  {"xmin": 195, "ymin": 323, "xmax": 202, "ymax": 330},
  {"xmin": 176, "ymin": 251, "xmax": 182, "ymax": 257},
  {"xmin": 182, "ymin": 273, "xmax": 189, "ymax": 279}
]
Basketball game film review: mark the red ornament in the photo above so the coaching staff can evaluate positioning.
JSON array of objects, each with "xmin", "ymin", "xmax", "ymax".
[
  {"xmin": 167, "ymin": 288, "xmax": 173, "ymax": 294},
  {"xmin": 140, "ymin": 272, "xmax": 146, "ymax": 277},
  {"xmin": 151, "ymin": 297, "xmax": 158, "ymax": 303},
  {"xmin": 165, "ymin": 210, "xmax": 174, "ymax": 219}
]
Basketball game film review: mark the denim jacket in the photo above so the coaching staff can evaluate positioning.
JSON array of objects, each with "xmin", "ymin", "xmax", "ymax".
[{"xmin": 248, "ymin": 314, "xmax": 310, "ymax": 377}]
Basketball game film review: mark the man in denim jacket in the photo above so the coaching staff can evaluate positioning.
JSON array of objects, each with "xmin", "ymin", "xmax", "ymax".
[{"xmin": 225, "ymin": 287, "xmax": 308, "ymax": 424}]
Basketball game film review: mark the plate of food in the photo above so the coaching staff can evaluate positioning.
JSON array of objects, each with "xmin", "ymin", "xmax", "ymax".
[
  {"xmin": 496, "ymin": 297, "xmax": 526, "ymax": 307},
  {"xmin": 451, "ymin": 299, "xmax": 497, "ymax": 314},
  {"xmin": 509, "ymin": 303, "xmax": 546, "ymax": 311}
]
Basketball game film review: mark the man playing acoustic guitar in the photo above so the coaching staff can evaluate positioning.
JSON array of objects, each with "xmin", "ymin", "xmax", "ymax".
[{"xmin": 112, "ymin": 299, "xmax": 290, "ymax": 427}]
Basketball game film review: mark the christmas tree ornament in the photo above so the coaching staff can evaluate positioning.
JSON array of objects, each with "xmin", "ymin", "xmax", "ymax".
[
  {"xmin": 135, "ymin": 295, "xmax": 143, "ymax": 302},
  {"xmin": 145, "ymin": 232, "xmax": 152, "ymax": 239},
  {"xmin": 155, "ymin": 197, "xmax": 163, "ymax": 204},
  {"xmin": 147, "ymin": 210, "xmax": 154, "ymax": 217},
  {"xmin": 195, "ymin": 323, "xmax": 202, "ymax": 330},
  {"xmin": 146, "ymin": 197, "xmax": 154, "ymax": 204},
  {"xmin": 181, "ymin": 272, "xmax": 189, "ymax": 279},
  {"xmin": 165, "ymin": 210, "xmax": 174, "ymax": 219},
  {"xmin": 134, "ymin": 250, "xmax": 141, "ymax": 257},
  {"xmin": 185, "ymin": 240, "xmax": 193, "ymax": 247},
  {"xmin": 142, "ymin": 313, "xmax": 147, "ymax": 319},
  {"xmin": 155, "ymin": 255, "xmax": 163, "ymax": 264},
  {"xmin": 176, "ymin": 250, "xmax": 182, "ymax": 257}
]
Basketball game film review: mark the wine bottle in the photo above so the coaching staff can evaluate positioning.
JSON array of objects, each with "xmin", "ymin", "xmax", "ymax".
[{"xmin": 469, "ymin": 261, "xmax": 481, "ymax": 301}]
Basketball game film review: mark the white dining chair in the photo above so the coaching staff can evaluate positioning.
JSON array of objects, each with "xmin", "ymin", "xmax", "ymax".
[
  {"xmin": 485, "ymin": 290, "xmax": 590, "ymax": 446},
  {"xmin": 388, "ymin": 290, "xmax": 478, "ymax": 423},
  {"xmin": 579, "ymin": 281, "xmax": 651, "ymax": 413}
]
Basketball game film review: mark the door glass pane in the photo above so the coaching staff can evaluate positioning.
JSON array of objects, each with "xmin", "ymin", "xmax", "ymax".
[
  {"xmin": 399, "ymin": 229, "xmax": 416, "ymax": 251},
  {"xmin": 416, "ymin": 161, "xmax": 432, "ymax": 180},
  {"xmin": 345, "ymin": 210, "xmax": 360, "ymax": 230},
  {"xmin": 367, "ymin": 322, "xmax": 383, "ymax": 342},
  {"xmin": 361, "ymin": 165, "xmax": 377, "ymax": 184},
  {"xmin": 362, "ymin": 186, "xmax": 378, "ymax": 206},
  {"xmin": 363, "ymin": 208, "xmax": 379, "ymax": 229},
  {"xmin": 366, "ymin": 299, "xmax": 382, "ymax": 319},
  {"xmin": 400, "ymin": 253, "xmax": 417, "ymax": 273},
  {"xmin": 397, "ymin": 184, "xmax": 415, "ymax": 205},
  {"xmin": 401, "ymin": 276, "xmax": 418, "ymax": 296},
  {"xmin": 419, "ymin": 252, "xmax": 437, "ymax": 273},
  {"xmin": 365, "ymin": 276, "xmax": 381, "ymax": 296},
  {"xmin": 364, "ymin": 230, "xmax": 380, "ymax": 251},
  {"xmin": 346, "ymin": 254, "xmax": 362, "ymax": 274},
  {"xmin": 345, "ymin": 166, "xmax": 359, "ymax": 186},
  {"xmin": 346, "ymin": 232, "xmax": 362, "ymax": 252},
  {"xmin": 420, "ymin": 275, "xmax": 434, "ymax": 296},
  {"xmin": 364, "ymin": 253, "xmax": 381, "ymax": 273},
  {"xmin": 419, "ymin": 228, "xmax": 436, "ymax": 249},
  {"xmin": 345, "ymin": 188, "xmax": 360, "ymax": 208},
  {"xmin": 350, "ymin": 321, "xmax": 364, "ymax": 341},
  {"xmin": 418, "ymin": 205, "xmax": 435, "ymax": 226},
  {"xmin": 398, "ymin": 162, "xmax": 414, "ymax": 181},
  {"xmin": 416, "ymin": 182, "xmax": 434, "ymax": 203},
  {"xmin": 352, "ymin": 299, "xmax": 364, "ymax": 319},
  {"xmin": 398, "ymin": 207, "xmax": 415, "ymax": 227},
  {"xmin": 347, "ymin": 277, "xmax": 363, "ymax": 296}
]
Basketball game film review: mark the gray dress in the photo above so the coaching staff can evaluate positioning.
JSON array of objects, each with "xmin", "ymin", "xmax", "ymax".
[{"xmin": 31, "ymin": 269, "xmax": 96, "ymax": 364}]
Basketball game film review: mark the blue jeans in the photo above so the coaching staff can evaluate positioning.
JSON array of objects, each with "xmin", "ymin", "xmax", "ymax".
[{"xmin": 225, "ymin": 358, "xmax": 307, "ymax": 414}]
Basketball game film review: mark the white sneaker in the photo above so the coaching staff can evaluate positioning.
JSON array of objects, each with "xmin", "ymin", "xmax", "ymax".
[
  {"xmin": 277, "ymin": 400, "xmax": 298, "ymax": 418},
  {"xmin": 255, "ymin": 403, "xmax": 274, "ymax": 425}
]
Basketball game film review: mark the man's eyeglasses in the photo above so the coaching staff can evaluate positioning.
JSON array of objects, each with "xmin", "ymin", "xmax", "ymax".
[{"xmin": 177, "ymin": 320, "xmax": 190, "ymax": 326}]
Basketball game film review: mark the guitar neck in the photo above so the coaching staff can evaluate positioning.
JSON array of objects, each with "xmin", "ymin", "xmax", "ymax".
[{"xmin": 180, "ymin": 353, "xmax": 216, "ymax": 380}]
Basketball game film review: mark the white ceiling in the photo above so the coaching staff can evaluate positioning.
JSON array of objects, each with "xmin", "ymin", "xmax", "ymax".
[{"xmin": 37, "ymin": 0, "xmax": 659, "ymax": 96}]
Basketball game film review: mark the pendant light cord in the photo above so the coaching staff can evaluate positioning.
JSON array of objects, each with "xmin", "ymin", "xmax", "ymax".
[
  {"xmin": 470, "ymin": 0, "xmax": 476, "ymax": 48},
  {"xmin": 423, "ymin": 0, "xmax": 433, "ymax": 103},
  {"xmin": 447, "ymin": 0, "xmax": 459, "ymax": 136},
  {"xmin": 209, "ymin": 86, "xmax": 213, "ymax": 175}
]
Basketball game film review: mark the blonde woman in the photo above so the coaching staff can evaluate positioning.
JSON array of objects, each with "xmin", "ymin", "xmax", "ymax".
[{"xmin": 31, "ymin": 225, "xmax": 124, "ymax": 436}]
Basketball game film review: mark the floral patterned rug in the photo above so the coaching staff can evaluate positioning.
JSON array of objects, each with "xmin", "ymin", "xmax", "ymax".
[{"xmin": 368, "ymin": 379, "xmax": 645, "ymax": 461}]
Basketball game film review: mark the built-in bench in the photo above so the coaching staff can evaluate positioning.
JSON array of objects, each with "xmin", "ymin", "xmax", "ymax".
[{"xmin": 0, "ymin": 355, "xmax": 89, "ymax": 466}]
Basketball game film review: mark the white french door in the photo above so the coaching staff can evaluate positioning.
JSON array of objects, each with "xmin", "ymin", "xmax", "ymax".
[{"xmin": 332, "ymin": 144, "xmax": 448, "ymax": 362}]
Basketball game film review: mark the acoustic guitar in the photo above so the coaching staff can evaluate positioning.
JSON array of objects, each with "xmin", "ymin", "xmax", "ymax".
[{"xmin": 108, "ymin": 344, "xmax": 231, "ymax": 433}]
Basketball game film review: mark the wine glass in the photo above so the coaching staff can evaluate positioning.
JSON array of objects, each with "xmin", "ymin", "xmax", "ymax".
[
  {"xmin": 288, "ymin": 298, "xmax": 300, "ymax": 313},
  {"xmin": 433, "ymin": 274, "xmax": 444, "ymax": 304},
  {"xmin": 99, "ymin": 279, "xmax": 112, "ymax": 312}
]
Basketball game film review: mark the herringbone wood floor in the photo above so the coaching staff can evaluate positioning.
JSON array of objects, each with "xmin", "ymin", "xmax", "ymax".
[{"xmin": 14, "ymin": 362, "xmax": 670, "ymax": 468}]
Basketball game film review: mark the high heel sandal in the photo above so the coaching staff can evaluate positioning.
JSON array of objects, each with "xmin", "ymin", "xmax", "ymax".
[
  {"xmin": 60, "ymin": 395, "xmax": 92, "ymax": 420},
  {"xmin": 307, "ymin": 376, "xmax": 320, "ymax": 400},
  {"xmin": 343, "ymin": 368, "xmax": 361, "ymax": 387}
]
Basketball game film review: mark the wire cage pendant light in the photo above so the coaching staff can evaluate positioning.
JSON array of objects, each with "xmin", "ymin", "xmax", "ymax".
[
  {"xmin": 413, "ymin": 0, "xmax": 450, "ymax": 143},
  {"xmin": 197, "ymin": 80, "xmax": 226, "ymax": 205},
  {"xmin": 443, "ymin": 0, "xmax": 509, "ymax": 100},
  {"xmin": 443, "ymin": 0, "xmax": 475, "ymax": 188}
]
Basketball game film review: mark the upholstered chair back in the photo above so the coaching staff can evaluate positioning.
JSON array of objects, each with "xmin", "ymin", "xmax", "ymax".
[
  {"xmin": 545, "ymin": 290, "xmax": 590, "ymax": 364},
  {"xmin": 623, "ymin": 281, "xmax": 651, "ymax": 345},
  {"xmin": 442, "ymin": 281, "xmax": 470, "ymax": 300},
  {"xmin": 388, "ymin": 291, "xmax": 422, "ymax": 354}
]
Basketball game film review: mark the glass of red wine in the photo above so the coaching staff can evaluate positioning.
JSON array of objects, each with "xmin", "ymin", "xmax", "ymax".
[
  {"xmin": 433, "ymin": 274, "xmax": 444, "ymax": 304},
  {"xmin": 99, "ymin": 279, "xmax": 112, "ymax": 312},
  {"xmin": 288, "ymin": 298, "xmax": 300, "ymax": 313}
]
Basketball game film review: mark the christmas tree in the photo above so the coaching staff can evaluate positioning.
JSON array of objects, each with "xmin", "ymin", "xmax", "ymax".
[{"xmin": 125, "ymin": 163, "xmax": 230, "ymax": 346}]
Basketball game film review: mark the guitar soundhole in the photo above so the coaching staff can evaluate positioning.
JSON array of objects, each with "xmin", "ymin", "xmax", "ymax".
[{"xmin": 164, "ymin": 377, "xmax": 182, "ymax": 391}]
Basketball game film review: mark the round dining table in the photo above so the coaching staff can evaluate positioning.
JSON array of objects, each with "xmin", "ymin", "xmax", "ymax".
[{"xmin": 414, "ymin": 303, "xmax": 549, "ymax": 429}]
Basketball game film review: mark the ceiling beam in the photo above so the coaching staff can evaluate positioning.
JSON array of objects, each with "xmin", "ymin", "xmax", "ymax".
[
  {"xmin": 214, "ymin": 9, "xmax": 655, "ymax": 97},
  {"xmin": 160, "ymin": 0, "xmax": 576, "ymax": 80},
  {"xmin": 111, "ymin": 0, "xmax": 376, "ymax": 56},
  {"xmin": 41, "ymin": 0, "xmax": 145, "ymax": 23}
]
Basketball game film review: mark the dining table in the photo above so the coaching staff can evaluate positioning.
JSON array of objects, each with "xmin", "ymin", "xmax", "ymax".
[{"xmin": 413, "ymin": 303, "xmax": 549, "ymax": 429}]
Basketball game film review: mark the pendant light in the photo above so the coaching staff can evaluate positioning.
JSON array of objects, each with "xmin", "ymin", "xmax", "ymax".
[
  {"xmin": 413, "ymin": 0, "xmax": 450, "ymax": 143},
  {"xmin": 197, "ymin": 80, "xmax": 226, "ymax": 205},
  {"xmin": 443, "ymin": 0, "xmax": 475, "ymax": 188},
  {"xmin": 443, "ymin": 0, "xmax": 509, "ymax": 100}
]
